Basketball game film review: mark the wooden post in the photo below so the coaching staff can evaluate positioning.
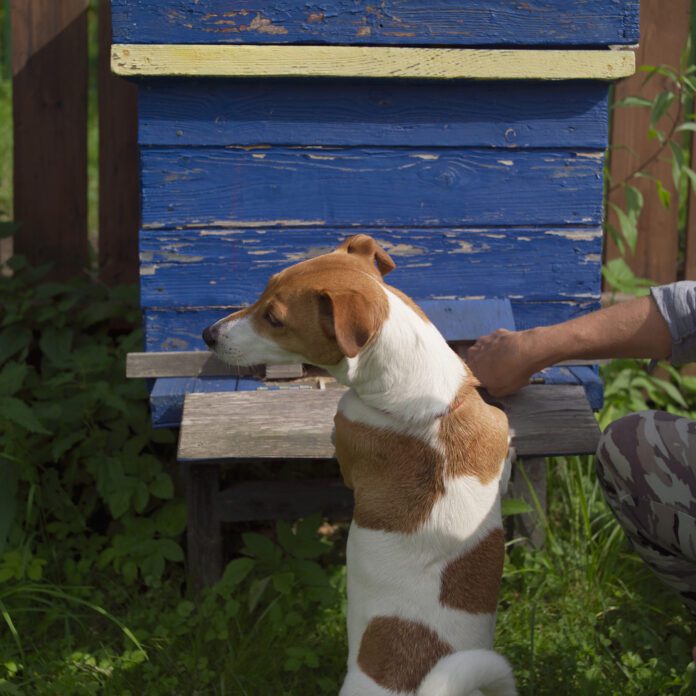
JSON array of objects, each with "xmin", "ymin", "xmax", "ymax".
[
  {"xmin": 606, "ymin": 0, "xmax": 692, "ymax": 285},
  {"xmin": 185, "ymin": 464, "xmax": 223, "ymax": 592},
  {"xmin": 685, "ymin": 122, "xmax": 696, "ymax": 280},
  {"xmin": 11, "ymin": 0, "xmax": 89, "ymax": 279},
  {"xmin": 509, "ymin": 458, "xmax": 547, "ymax": 548},
  {"xmin": 98, "ymin": 0, "xmax": 139, "ymax": 285}
]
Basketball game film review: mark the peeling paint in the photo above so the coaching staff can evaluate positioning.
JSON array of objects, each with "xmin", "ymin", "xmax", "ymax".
[
  {"xmin": 411, "ymin": 153, "xmax": 439, "ymax": 161},
  {"xmin": 545, "ymin": 229, "xmax": 601, "ymax": 241},
  {"xmin": 199, "ymin": 219, "xmax": 326, "ymax": 229},
  {"xmin": 377, "ymin": 241, "xmax": 426, "ymax": 256},
  {"xmin": 284, "ymin": 246, "xmax": 335, "ymax": 261},
  {"xmin": 252, "ymin": 153, "xmax": 267, "ymax": 159},
  {"xmin": 452, "ymin": 241, "xmax": 475, "ymax": 254},
  {"xmin": 306, "ymin": 153, "xmax": 337, "ymax": 160},
  {"xmin": 576, "ymin": 151, "xmax": 604, "ymax": 159},
  {"xmin": 497, "ymin": 159, "xmax": 514, "ymax": 166},
  {"xmin": 583, "ymin": 253, "xmax": 602, "ymax": 263},
  {"xmin": 248, "ymin": 250, "xmax": 274, "ymax": 255},
  {"xmin": 140, "ymin": 265, "xmax": 156, "ymax": 276}
]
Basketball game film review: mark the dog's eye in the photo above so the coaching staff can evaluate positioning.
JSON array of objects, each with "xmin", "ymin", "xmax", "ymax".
[{"xmin": 264, "ymin": 310, "xmax": 284, "ymax": 328}]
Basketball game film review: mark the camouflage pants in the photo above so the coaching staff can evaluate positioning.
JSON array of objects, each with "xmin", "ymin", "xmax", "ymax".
[{"xmin": 596, "ymin": 410, "xmax": 696, "ymax": 614}]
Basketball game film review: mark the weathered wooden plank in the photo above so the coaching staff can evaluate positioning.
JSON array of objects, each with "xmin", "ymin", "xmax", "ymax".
[
  {"xmin": 215, "ymin": 479, "xmax": 354, "ymax": 523},
  {"xmin": 143, "ymin": 300, "xmax": 600, "ymax": 354},
  {"xmin": 141, "ymin": 149, "xmax": 605, "ymax": 230},
  {"xmin": 150, "ymin": 376, "xmax": 241, "ymax": 428},
  {"xmin": 138, "ymin": 79, "xmax": 609, "ymax": 149},
  {"xmin": 178, "ymin": 384, "xmax": 600, "ymax": 460},
  {"xmin": 139, "ymin": 227, "xmax": 602, "ymax": 308},
  {"xmin": 112, "ymin": 44, "xmax": 635, "ymax": 80},
  {"xmin": 12, "ymin": 0, "xmax": 89, "ymax": 279},
  {"xmin": 98, "ymin": 0, "xmax": 139, "ymax": 285},
  {"xmin": 111, "ymin": 1, "xmax": 640, "ymax": 47},
  {"xmin": 127, "ymin": 351, "xmax": 257, "ymax": 379}
]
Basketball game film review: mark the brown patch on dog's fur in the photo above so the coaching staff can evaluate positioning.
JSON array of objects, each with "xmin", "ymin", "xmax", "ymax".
[
  {"xmin": 440, "ymin": 383, "xmax": 510, "ymax": 485},
  {"xmin": 337, "ymin": 234, "xmax": 396, "ymax": 277},
  {"xmin": 334, "ymin": 378, "xmax": 509, "ymax": 533},
  {"xmin": 439, "ymin": 527, "xmax": 505, "ymax": 613},
  {"xmin": 334, "ymin": 412, "xmax": 444, "ymax": 533},
  {"xmin": 217, "ymin": 249, "xmax": 390, "ymax": 364},
  {"xmin": 357, "ymin": 616, "xmax": 453, "ymax": 692}
]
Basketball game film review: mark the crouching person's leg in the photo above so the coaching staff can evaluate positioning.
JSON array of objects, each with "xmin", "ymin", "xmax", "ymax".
[{"xmin": 596, "ymin": 410, "xmax": 696, "ymax": 614}]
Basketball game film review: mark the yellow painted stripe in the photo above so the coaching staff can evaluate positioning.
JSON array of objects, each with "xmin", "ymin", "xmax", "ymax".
[{"xmin": 112, "ymin": 44, "xmax": 635, "ymax": 80}]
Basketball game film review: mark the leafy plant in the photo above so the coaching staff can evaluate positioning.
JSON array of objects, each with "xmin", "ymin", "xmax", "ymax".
[{"xmin": 606, "ymin": 43, "xmax": 696, "ymax": 294}]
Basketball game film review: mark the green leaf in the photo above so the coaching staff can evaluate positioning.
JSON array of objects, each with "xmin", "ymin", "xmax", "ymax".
[
  {"xmin": 614, "ymin": 96, "xmax": 653, "ymax": 108},
  {"xmin": 610, "ymin": 204, "xmax": 639, "ymax": 254},
  {"xmin": 149, "ymin": 472, "xmax": 174, "ymax": 500},
  {"xmin": 0, "ymin": 362, "xmax": 28, "ymax": 397},
  {"xmin": 0, "ymin": 221, "xmax": 19, "ymax": 239},
  {"xmin": 502, "ymin": 498, "xmax": 534, "ymax": 516},
  {"xmin": 0, "ymin": 326, "xmax": 31, "ymax": 365},
  {"xmin": 0, "ymin": 397, "xmax": 51, "ymax": 434},
  {"xmin": 650, "ymin": 91, "xmax": 676, "ymax": 126},
  {"xmin": 158, "ymin": 538, "xmax": 184, "ymax": 562},
  {"xmin": 220, "ymin": 558, "xmax": 255, "ymax": 589},
  {"xmin": 39, "ymin": 326, "xmax": 73, "ymax": 365},
  {"xmin": 656, "ymin": 180, "xmax": 671, "ymax": 209},
  {"xmin": 153, "ymin": 501, "xmax": 187, "ymax": 536},
  {"xmin": 242, "ymin": 533, "xmax": 281, "ymax": 565}
]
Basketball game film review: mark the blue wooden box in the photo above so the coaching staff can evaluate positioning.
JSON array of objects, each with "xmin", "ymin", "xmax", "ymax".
[{"xmin": 111, "ymin": 0, "xmax": 638, "ymax": 427}]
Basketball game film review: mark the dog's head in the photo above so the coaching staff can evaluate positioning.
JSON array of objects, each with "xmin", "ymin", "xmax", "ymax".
[{"xmin": 203, "ymin": 235, "xmax": 396, "ymax": 367}]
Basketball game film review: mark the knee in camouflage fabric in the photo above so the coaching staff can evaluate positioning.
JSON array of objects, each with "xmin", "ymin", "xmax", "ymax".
[{"xmin": 596, "ymin": 410, "xmax": 696, "ymax": 613}]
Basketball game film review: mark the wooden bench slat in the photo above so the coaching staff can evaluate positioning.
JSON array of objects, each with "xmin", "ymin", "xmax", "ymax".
[{"xmin": 178, "ymin": 385, "xmax": 600, "ymax": 462}]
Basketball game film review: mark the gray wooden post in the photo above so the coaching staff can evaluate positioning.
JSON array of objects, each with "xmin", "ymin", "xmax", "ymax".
[
  {"xmin": 185, "ymin": 464, "xmax": 223, "ymax": 592},
  {"xmin": 509, "ymin": 457, "xmax": 547, "ymax": 548}
]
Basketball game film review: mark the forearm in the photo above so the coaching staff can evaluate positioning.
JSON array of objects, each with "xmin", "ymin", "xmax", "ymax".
[{"xmin": 528, "ymin": 295, "xmax": 672, "ymax": 369}]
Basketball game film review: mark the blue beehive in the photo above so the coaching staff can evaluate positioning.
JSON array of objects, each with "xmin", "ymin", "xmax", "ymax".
[{"xmin": 111, "ymin": 0, "xmax": 638, "ymax": 427}]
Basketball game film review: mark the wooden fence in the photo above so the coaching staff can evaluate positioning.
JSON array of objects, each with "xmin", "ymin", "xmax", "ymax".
[{"xmin": 5, "ymin": 0, "xmax": 696, "ymax": 286}]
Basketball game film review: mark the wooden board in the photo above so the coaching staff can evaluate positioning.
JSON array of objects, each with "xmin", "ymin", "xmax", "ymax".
[
  {"xmin": 138, "ymin": 78, "xmax": 610, "ymax": 149},
  {"xmin": 98, "ymin": 0, "xmax": 139, "ymax": 285},
  {"xmin": 111, "ymin": 1, "xmax": 640, "ymax": 47},
  {"xmin": 112, "ymin": 44, "xmax": 635, "ymax": 80},
  {"xmin": 11, "ymin": 0, "xmax": 89, "ymax": 280},
  {"xmin": 139, "ymin": 227, "xmax": 602, "ymax": 309},
  {"xmin": 177, "ymin": 385, "xmax": 600, "ymax": 461},
  {"xmin": 141, "ymin": 148, "xmax": 605, "ymax": 230}
]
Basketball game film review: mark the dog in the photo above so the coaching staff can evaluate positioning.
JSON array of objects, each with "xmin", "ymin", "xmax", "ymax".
[{"xmin": 203, "ymin": 235, "xmax": 516, "ymax": 696}]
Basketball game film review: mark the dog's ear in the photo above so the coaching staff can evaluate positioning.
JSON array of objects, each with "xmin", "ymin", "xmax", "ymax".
[
  {"xmin": 338, "ymin": 234, "xmax": 396, "ymax": 277},
  {"xmin": 317, "ymin": 289, "xmax": 380, "ymax": 358}
]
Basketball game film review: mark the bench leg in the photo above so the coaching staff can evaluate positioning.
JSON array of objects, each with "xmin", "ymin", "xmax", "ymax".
[
  {"xmin": 185, "ymin": 464, "xmax": 223, "ymax": 592},
  {"xmin": 509, "ymin": 457, "xmax": 547, "ymax": 548}
]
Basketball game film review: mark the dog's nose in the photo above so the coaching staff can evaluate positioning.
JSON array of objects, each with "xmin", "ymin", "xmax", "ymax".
[{"xmin": 202, "ymin": 325, "xmax": 218, "ymax": 347}]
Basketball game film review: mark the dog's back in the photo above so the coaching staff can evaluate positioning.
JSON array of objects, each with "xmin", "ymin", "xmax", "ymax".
[{"xmin": 335, "ymin": 316, "xmax": 515, "ymax": 696}]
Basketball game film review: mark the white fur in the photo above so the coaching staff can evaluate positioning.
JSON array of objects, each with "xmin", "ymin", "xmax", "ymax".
[
  {"xmin": 212, "ymin": 314, "xmax": 305, "ymax": 366},
  {"xmin": 418, "ymin": 650, "xmax": 517, "ymax": 696}
]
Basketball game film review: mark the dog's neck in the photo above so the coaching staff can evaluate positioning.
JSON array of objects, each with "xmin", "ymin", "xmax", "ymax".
[{"xmin": 326, "ymin": 288, "xmax": 467, "ymax": 423}]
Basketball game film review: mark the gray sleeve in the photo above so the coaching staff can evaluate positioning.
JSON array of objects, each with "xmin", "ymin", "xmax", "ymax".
[{"xmin": 650, "ymin": 281, "xmax": 696, "ymax": 365}]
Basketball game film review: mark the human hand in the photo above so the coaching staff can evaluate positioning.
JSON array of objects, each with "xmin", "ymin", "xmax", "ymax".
[{"xmin": 466, "ymin": 328, "xmax": 547, "ymax": 397}]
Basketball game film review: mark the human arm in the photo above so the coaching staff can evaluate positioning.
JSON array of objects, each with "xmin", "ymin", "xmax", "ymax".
[{"xmin": 466, "ymin": 283, "xmax": 696, "ymax": 397}]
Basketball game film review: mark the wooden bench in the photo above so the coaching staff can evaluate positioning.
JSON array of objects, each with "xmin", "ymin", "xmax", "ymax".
[
  {"xmin": 113, "ymin": 0, "xmax": 638, "ymax": 589},
  {"xmin": 128, "ymin": 299, "xmax": 601, "ymax": 589}
]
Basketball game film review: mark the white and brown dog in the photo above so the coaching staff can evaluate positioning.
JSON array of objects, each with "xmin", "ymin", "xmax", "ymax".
[{"xmin": 203, "ymin": 235, "xmax": 516, "ymax": 696}]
